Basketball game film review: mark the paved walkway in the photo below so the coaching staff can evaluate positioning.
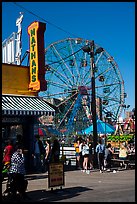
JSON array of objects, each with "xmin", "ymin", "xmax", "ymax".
[{"xmin": 2, "ymin": 168, "xmax": 135, "ymax": 202}]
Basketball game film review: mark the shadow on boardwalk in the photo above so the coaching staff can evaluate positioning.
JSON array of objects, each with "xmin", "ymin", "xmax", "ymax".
[{"xmin": 2, "ymin": 186, "xmax": 92, "ymax": 202}]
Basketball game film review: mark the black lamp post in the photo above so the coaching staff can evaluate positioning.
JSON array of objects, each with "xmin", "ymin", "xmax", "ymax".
[
  {"xmin": 122, "ymin": 104, "xmax": 130, "ymax": 120},
  {"xmin": 82, "ymin": 41, "xmax": 98, "ymax": 167}
]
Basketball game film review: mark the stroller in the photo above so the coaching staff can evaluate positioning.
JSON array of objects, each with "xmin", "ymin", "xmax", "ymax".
[{"xmin": 2, "ymin": 173, "xmax": 28, "ymax": 199}]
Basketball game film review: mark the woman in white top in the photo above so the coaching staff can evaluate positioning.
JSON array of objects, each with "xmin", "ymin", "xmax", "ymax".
[
  {"xmin": 44, "ymin": 139, "xmax": 51, "ymax": 171},
  {"xmin": 81, "ymin": 140, "xmax": 90, "ymax": 173}
]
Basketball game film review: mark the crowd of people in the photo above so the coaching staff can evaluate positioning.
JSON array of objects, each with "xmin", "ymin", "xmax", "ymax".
[
  {"xmin": 2, "ymin": 138, "xmax": 28, "ymax": 199},
  {"xmin": 74, "ymin": 137, "xmax": 93, "ymax": 174},
  {"xmin": 2, "ymin": 133, "xmax": 135, "ymax": 199},
  {"xmin": 73, "ymin": 135, "xmax": 135, "ymax": 174},
  {"xmin": 2, "ymin": 134, "xmax": 61, "ymax": 199}
]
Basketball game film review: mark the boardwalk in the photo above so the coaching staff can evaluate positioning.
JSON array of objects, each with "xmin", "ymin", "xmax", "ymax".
[{"xmin": 2, "ymin": 169, "xmax": 135, "ymax": 202}]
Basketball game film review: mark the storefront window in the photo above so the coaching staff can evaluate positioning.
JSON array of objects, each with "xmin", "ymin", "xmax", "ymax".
[
  {"xmin": 2, "ymin": 124, "xmax": 23, "ymax": 148},
  {"xmin": 10, "ymin": 125, "xmax": 23, "ymax": 142}
]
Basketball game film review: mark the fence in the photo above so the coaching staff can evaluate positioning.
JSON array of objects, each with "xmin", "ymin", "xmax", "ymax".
[{"xmin": 60, "ymin": 146, "xmax": 76, "ymax": 166}]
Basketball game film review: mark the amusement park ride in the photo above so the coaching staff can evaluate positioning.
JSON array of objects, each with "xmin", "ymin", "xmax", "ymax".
[
  {"xmin": 2, "ymin": 13, "xmax": 129, "ymax": 136},
  {"xmin": 39, "ymin": 37, "xmax": 126, "ymax": 135}
]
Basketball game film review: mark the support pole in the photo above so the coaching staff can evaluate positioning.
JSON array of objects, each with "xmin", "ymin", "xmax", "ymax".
[{"xmin": 90, "ymin": 41, "xmax": 98, "ymax": 168}]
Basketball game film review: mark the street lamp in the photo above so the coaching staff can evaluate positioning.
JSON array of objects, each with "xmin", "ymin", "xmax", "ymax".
[
  {"xmin": 82, "ymin": 41, "xmax": 98, "ymax": 167},
  {"xmin": 122, "ymin": 104, "xmax": 130, "ymax": 120}
]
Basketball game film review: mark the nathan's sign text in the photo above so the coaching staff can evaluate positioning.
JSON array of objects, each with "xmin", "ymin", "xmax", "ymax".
[{"xmin": 28, "ymin": 21, "xmax": 47, "ymax": 91}]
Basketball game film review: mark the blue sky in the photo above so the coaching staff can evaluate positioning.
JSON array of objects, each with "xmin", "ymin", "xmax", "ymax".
[{"xmin": 2, "ymin": 2, "xmax": 135, "ymax": 116}]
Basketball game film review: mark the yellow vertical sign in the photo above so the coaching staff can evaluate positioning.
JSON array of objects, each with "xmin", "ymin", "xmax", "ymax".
[{"xmin": 28, "ymin": 21, "xmax": 40, "ymax": 91}]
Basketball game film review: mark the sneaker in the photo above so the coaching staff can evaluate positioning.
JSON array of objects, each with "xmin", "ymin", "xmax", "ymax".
[
  {"xmin": 86, "ymin": 170, "xmax": 90, "ymax": 174},
  {"xmin": 83, "ymin": 169, "xmax": 86, "ymax": 172},
  {"xmin": 107, "ymin": 169, "xmax": 110, "ymax": 172},
  {"xmin": 100, "ymin": 170, "xmax": 102, "ymax": 173},
  {"xmin": 113, "ymin": 170, "xmax": 116, "ymax": 173},
  {"xmin": 104, "ymin": 167, "xmax": 106, "ymax": 171}
]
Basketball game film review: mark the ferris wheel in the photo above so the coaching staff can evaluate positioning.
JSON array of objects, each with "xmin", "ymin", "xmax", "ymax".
[{"xmin": 39, "ymin": 38, "xmax": 125, "ymax": 134}]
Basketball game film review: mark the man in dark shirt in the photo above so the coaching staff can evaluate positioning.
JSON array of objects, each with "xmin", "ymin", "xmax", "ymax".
[
  {"xmin": 50, "ymin": 139, "xmax": 60, "ymax": 163},
  {"xmin": 32, "ymin": 135, "xmax": 45, "ymax": 172}
]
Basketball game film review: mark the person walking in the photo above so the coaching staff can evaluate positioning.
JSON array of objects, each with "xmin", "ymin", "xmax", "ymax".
[
  {"xmin": 104, "ymin": 143, "xmax": 114, "ymax": 171},
  {"xmin": 44, "ymin": 139, "xmax": 51, "ymax": 171},
  {"xmin": 49, "ymin": 138, "xmax": 60, "ymax": 163},
  {"xmin": 15, "ymin": 134, "xmax": 29, "ymax": 172},
  {"xmin": 81, "ymin": 139, "xmax": 90, "ymax": 174},
  {"xmin": 96, "ymin": 138, "xmax": 105, "ymax": 173},
  {"xmin": 32, "ymin": 135, "xmax": 45, "ymax": 173},
  {"xmin": 8, "ymin": 144, "xmax": 28, "ymax": 199},
  {"xmin": 86, "ymin": 137, "xmax": 93, "ymax": 170},
  {"xmin": 3, "ymin": 139, "xmax": 14, "ymax": 165},
  {"xmin": 2, "ymin": 139, "xmax": 14, "ymax": 181},
  {"xmin": 74, "ymin": 137, "xmax": 82, "ymax": 170}
]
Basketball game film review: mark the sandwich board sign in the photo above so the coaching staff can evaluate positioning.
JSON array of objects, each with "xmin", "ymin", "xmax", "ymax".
[{"xmin": 48, "ymin": 162, "xmax": 64, "ymax": 189}]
